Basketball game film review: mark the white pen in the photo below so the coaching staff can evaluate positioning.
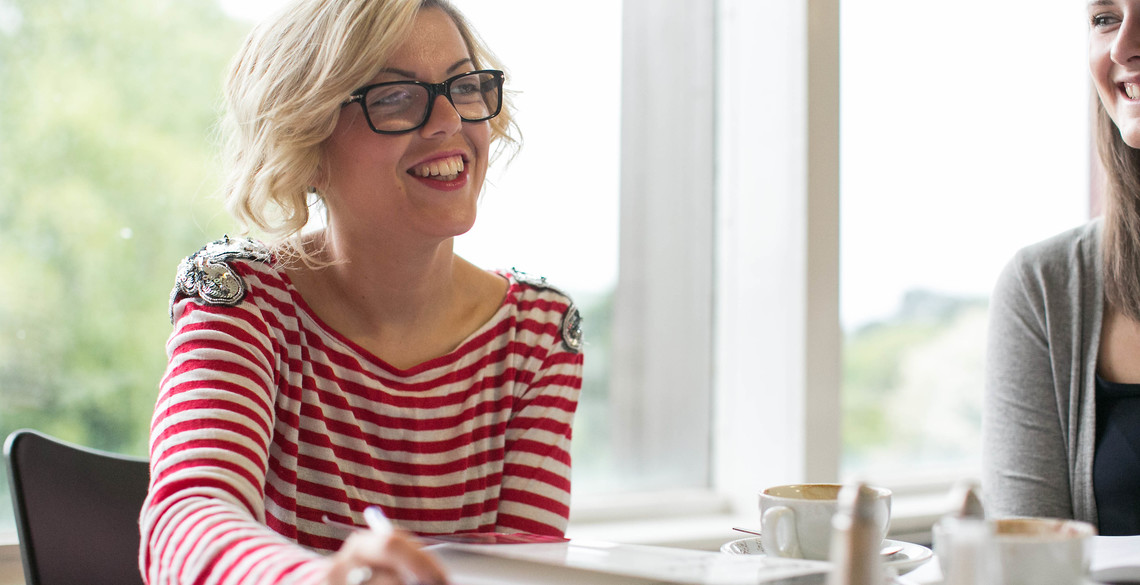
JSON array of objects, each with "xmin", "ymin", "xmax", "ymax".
[{"xmin": 363, "ymin": 505, "xmax": 395, "ymax": 537}]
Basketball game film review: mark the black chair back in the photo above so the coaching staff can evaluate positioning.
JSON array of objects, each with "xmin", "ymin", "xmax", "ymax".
[{"xmin": 4, "ymin": 429, "xmax": 149, "ymax": 585}]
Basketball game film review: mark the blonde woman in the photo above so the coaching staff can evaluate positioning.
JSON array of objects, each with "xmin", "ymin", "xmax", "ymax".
[
  {"xmin": 983, "ymin": 0, "xmax": 1140, "ymax": 535},
  {"xmin": 140, "ymin": 1, "xmax": 584, "ymax": 583}
]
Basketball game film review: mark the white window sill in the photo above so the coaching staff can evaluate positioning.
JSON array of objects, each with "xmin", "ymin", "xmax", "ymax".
[
  {"xmin": 567, "ymin": 487, "xmax": 948, "ymax": 551},
  {"xmin": 568, "ymin": 489, "xmax": 741, "ymax": 550}
]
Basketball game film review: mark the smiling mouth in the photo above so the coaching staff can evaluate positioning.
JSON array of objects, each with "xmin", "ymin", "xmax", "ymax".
[
  {"xmin": 411, "ymin": 155, "xmax": 465, "ymax": 181},
  {"xmin": 1126, "ymin": 83, "xmax": 1140, "ymax": 100}
]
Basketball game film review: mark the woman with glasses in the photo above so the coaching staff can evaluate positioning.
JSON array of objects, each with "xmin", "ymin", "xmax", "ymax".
[
  {"xmin": 139, "ymin": 1, "xmax": 584, "ymax": 583},
  {"xmin": 984, "ymin": 0, "xmax": 1140, "ymax": 536}
]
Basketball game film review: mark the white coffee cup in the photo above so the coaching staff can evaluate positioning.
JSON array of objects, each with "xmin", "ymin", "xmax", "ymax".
[
  {"xmin": 987, "ymin": 517, "xmax": 1095, "ymax": 585},
  {"xmin": 758, "ymin": 483, "xmax": 892, "ymax": 560}
]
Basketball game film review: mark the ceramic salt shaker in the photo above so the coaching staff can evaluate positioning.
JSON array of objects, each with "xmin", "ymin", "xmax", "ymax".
[
  {"xmin": 933, "ymin": 480, "xmax": 987, "ymax": 585},
  {"xmin": 827, "ymin": 482, "xmax": 883, "ymax": 585}
]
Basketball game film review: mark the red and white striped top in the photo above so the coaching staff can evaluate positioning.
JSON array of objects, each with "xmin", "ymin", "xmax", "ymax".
[{"xmin": 140, "ymin": 243, "xmax": 583, "ymax": 585}]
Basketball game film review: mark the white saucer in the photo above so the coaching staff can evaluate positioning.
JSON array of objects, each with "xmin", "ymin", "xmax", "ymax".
[{"xmin": 720, "ymin": 537, "xmax": 933, "ymax": 575}]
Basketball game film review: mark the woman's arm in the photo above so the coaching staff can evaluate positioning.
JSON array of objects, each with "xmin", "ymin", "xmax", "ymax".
[
  {"xmin": 143, "ymin": 290, "xmax": 445, "ymax": 585},
  {"xmin": 142, "ymin": 297, "xmax": 332, "ymax": 584},
  {"xmin": 982, "ymin": 253, "xmax": 1075, "ymax": 519},
  {"xmin": 495, "ymin": 298, "xmax": 583, "ymax": 536}
]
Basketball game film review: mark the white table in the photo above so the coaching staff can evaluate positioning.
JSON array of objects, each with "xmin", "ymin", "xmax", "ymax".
[{"xmin": 430, "ymin": 539, "xmax": 830, "ymax": 585}]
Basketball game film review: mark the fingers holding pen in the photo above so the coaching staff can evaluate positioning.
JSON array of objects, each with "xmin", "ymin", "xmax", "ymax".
[
  {"xmin": 328, "ymin": 518, "xmax": 450, "ymax": 585},
  {"xmin": 363, "ymin": 505, "xmax": 449, "ymax": 585}
]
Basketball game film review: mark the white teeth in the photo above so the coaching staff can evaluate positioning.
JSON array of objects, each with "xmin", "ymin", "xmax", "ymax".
[
  {"xmin": 414, "ymin": 155, "xmax": 464, "ymax": 179},
  {"xmin": 1127, "ymin": 84, "xmax": 1140, "ymax": 100}
]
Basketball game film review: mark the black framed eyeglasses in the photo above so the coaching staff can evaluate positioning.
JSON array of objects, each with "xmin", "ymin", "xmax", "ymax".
[{"xmin": 344, "ymin": 69, "xmax": 504, "ymax": 135}]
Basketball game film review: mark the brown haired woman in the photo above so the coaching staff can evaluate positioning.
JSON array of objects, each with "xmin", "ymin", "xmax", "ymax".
[{"xmin": 984, "ymin": 0, "xmax": 1140, "ymax": 536}]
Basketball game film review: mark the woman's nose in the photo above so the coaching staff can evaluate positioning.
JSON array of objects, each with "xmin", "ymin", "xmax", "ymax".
[
  {"xmin": 419, "ymin": 94, "xmax": 463, "ymax": 137},
  {"xmin": 1112, "ymin": 13, "xmax": 1140, "ymax": 64}
]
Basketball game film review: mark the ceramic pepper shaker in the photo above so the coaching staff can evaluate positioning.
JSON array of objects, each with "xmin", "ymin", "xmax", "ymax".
[{"xmin": 827, "ymin": 482, "xmax": 884, "ymax": 585}]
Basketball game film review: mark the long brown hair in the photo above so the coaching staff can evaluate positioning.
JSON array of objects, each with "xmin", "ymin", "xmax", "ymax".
[{"xmin": 1099, "ymin": 94, "xmax": 1140, "ymax": 322}]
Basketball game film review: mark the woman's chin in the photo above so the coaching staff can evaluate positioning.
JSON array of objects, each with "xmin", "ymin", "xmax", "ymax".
[{"xmin": 1117, "ymin": 122, "xmax": 1140, "ymax": 150}]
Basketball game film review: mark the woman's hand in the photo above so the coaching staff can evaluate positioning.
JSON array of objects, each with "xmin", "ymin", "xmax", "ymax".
[{"xmin": 327, "ymin": 529, "xmax": 449, "ymax": 585}]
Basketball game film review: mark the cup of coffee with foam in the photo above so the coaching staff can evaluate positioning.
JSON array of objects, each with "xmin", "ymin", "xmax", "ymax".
[{"xmin": 758, "ymin": 483, "xmax": 892, "ymax": 561}]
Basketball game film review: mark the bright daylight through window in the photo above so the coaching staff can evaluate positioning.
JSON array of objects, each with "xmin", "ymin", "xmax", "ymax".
[
  {"xmin": 0, "ymin": 0, "xmax": 1099, "ymax": 543},
  {"xmin": 0, "ymin": 0, "xmax": 633, "ymax": 535},
  {"xmin": 839, "ymin": 0, "xmax": 1090, "ymax": 484}
]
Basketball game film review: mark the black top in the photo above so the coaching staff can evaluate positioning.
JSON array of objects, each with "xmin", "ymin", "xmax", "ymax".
[{"xmin": 1094, "ymin": 375, "xmax": 1140, "ymax": 535}]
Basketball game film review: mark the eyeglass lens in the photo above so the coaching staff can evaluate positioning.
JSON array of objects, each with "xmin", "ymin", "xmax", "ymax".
[{"xmin": 362, "ymin": 71, "xmax": 501, "ymax": 133}]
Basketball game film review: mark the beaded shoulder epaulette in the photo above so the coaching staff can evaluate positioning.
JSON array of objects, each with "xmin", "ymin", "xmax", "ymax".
[
  {"xmin": 513, "ymin": 268, "xmax": 583, "ymax": 354},
  {"xmin": 169, "ymin": 236, "xmax": 272, "ymax": 323}
]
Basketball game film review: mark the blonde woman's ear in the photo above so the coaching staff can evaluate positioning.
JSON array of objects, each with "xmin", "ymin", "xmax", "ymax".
[{"xmin": 308, "ymin": 163, "xmax": 328, "ymax": 194}]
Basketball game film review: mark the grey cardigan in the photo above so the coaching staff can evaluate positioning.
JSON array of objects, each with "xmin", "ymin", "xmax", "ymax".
[{"xmin": 982, "ymin": 219, "xmax": 1102, "ymax": 525}]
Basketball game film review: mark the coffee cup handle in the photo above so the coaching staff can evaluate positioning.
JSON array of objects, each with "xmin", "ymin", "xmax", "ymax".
[{"xmin": 761, "ymin": 506, "xmax": 802, "ymax": 558}]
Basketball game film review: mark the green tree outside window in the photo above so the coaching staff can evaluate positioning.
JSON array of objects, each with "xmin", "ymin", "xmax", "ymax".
[{"xmin": 0, "ymin": 0, "xmax": 246, "ymax": 530}]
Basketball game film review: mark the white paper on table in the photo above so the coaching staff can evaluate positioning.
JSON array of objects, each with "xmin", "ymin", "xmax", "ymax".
[
  {"xmin": 429, "ymin": 539, "xmax": 830, "ymax": 585},
  {"xmin": 1091, "ymin": 535, "xmax": 1140, "ymax": 583}
]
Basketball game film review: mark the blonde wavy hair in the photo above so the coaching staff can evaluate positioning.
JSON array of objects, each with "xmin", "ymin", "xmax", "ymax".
[{"xmin": 220, "ymin": 0, "xmax": 519, "ymax": 264}]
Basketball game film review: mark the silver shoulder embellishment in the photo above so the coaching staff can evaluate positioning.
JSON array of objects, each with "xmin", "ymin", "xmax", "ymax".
[
  {"xmin": 512, "ymin": 268, "xmax": 582, "ymax": 353},
  {"xmin": 511, "ymin": 267, "xmax": 573, "ymax": 297},
  {"xmin": 511, "ymin": 267, "xmax": 552, "ymax": 290},
  {"xmin": 561, "ymin": 303, "xmax": 583, "ymax": 353},
  {"xmin": 170, "ymin": 236, "xmax": 273, "ymax": 323}
]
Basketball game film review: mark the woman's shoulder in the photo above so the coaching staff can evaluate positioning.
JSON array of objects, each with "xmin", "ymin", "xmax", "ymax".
[
  {"xmin": 1006, "ymin": 219, "xmax": 1102, "ymax": 278},
  {"xmin": 1018, "ymin": 218, "xmax": 1100, "ymax": 257},
  {"xmin": 504, "ymin": 268, "xmax": 573, "ymax": 300},
  {"xmin": 500, "ymin": 268, "xmax": 583, "ymax": 354},
  {"xmin": 169, "ymin": 235, "xmax": 286, "ymax": 322},
  {"xmin": 996, "ymin": 219, "xmax": 1102, "ymax": 303}
]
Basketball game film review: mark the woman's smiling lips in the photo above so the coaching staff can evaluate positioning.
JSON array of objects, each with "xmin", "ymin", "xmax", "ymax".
[{"xmin": 407, "ymin": 153, "xmax": 470, "ymax": 191}]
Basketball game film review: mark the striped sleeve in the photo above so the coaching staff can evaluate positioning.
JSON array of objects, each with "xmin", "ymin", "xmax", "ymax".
[
  {"xmin": 494, "ymin": 287, "xmax": 584, "ymax": 536},
  {"xmin": 141, "ymin": 293, "xmax": 330, "ymax": 585}
]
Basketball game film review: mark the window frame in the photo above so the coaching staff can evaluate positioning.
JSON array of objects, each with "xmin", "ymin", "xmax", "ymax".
[
  {"xmin": 603, "ymin": 0, "xmax": 717, "ymax": 493},
  {"xmin": 571, "ymin": 0, "xmax": 845, "ymax": 543},
  {"xmin": 0, "ymin": 2, "xmax": 976, "ymax": 574},
  {"xmin": 712, "ymin": 0, "xmax": 842, "ymax": 500},
  {"xmin": 572, "ymin": 0, "xmax": 956, "ymax": 547}
]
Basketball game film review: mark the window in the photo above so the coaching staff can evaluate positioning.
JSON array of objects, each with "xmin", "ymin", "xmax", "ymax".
[
  {"xmin": 709, "ymin": 0, "xmax": 1093, "ymax": 539},
  {"xmin": 712, "ymin": 0, "xmax": 842, "ymax": 513},
  {"xmin": 0, "ymin": 0, "xmax": 688, "ymax": 535},
  {"xmin": 839, "ymin": 0, "xmax": 1091, "ymax": 483},
  {"xmin": 1, "ymin": 0, "xmax": 1090, "ymax": 552},
  {"xmin": 0, "ymin": 0, "xmax": 246, "ymax": 532}
]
